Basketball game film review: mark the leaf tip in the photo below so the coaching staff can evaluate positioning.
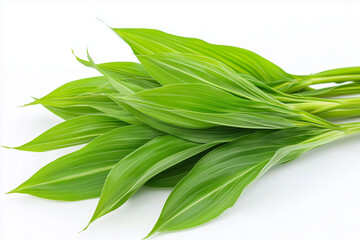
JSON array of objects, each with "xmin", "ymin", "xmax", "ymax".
[
  {"xmin": 72, "ymin": 50, "xmax": 92, "ymax": 68},
  {"xmin": 143, "ymin": 229, "xmax": 157, "ymax": 239},
  {"xmin": 7, "ymin": 185, "xmax": 23, "ymax": 194},
  {"xmin": 21, "ymin": 99, "xmax": 38, "ymax": 107},
  {"xmin": 1, "ymin": 145, "xmax": 14, "ymax": 150},
  {"xmin": 80, "ymin": 216, "xmax": 97, "ymax": 233},
  {"xmin": 79, "ymin": 224, "xmax": 90, "ymax": 233},
  {"xmin": 95, "ymin": 17, "xmax": 111, "ymax": 29},
  {"xmin": 81, "ymin": 210, "xmax": 102, "ymax": 233}
]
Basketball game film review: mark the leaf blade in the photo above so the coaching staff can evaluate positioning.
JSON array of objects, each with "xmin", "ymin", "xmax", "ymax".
[
  {"xmin": 119, "ymin": 83, "xmax": 303, "ymax": 129},
  {"xmin": 138, "ymin": 53, "xmax": 282, "ymax": 105},
  {"xmin": 87, "ymin": 135, "xmax": 217, "ymax": 226},
  {"xmin": 147, "ymin": 127, "xmax": 346, "ymax": 236},
  {"xmin": 112, "ymin": 28, "xmax": 292, "ymax": 83},
  {"xmin": 10, "ymin": 125, "xmax": 162, "ymax": 201},
  {"xmin": 14, "ymin": 115, "xmax": 126, "ymax": 152}
]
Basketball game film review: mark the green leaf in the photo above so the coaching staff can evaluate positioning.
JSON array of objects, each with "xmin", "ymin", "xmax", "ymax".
[
  {"xmin": 74, "ymin": 51, "xmax": 154, "ymax": 94},
  {"xmin": 13, "ymin": 115, "xmax": 126, "ymax": 152},
  {"xmin": 138, "ymin": 53, "xmax": 281, "ymax": 106},
  {"xmin": 75, "ymin": 56, "xmax": 160, "ymax": 90},
  {"xmin": 34, "ymin": 94, "xmax": 122, "ymax": 114},
  {"xmin": 113, "ymin": 28, "xmax": 292, "ymax": 83},
  {"xmin": 9, "ymin": 125, "xmax": 162, "ymax": 201},
  {"xmin": 28, "ymin": 76, "xmax": 115, "ymax": 102},
  {"xmin": 113, "ymin": 97, "xmax": 251, "ymax": 143},
  {"xmin": 117, "ymin": 83, "xmax": 313, "ymax": 129},
  {"xmin": 87, "ymin": 135, "xmax": 218, "ymax": 227},
  {"xmin": 146, "ymin": 147, "xmax": 215, "ymax": 188},
  {"xmin": 39, "ymin": 105, "xmax": 101, "ymax": 120},
  {"xmin": 147, "ymin": 127, "xmax": 346, "ymax": 237},
  {"xmin": 27, "ymin": 76, "xmax": 123, "ymax": 117},
  {"xmin": 113, "ymin": 28, "xmax": 360, "ymax": 93}
]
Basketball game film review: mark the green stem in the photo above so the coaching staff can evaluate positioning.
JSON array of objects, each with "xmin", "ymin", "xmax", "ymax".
[
  {"xmin": 340, "ymin": 122, "xmax": 360, "ymax": 135},
  {"xmin": 305, "ymin": 74, "xmax": 360, "ymax": 85},
  {"xmin": 284, "ymin": 68, "xmax": 360, "ymax": 93},
  {"xmin": 306, "ymin": 66, "xmax": 360, "ymax": 78},
  {"xmin": 317, "ymin": 108, "xmax": 360, "ymax": 119},
  {"xmin": 331, "ymin": 97, "xmax": 360, "ymax": 109},
  {"xmin": 286, "ymin": 96, "xmax": 360, "ymax": 119},
  {"xmin": 295, "ymin": 82, "xmax": 360, "ymax": 97},
  {"xmin": 288, "ymin": 96, "xmax": 360, "ymax": 111}
]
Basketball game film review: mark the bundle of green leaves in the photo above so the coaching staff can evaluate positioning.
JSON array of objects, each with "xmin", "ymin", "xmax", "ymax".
[{"xmin": 7, "ymin": 27, "xmax": 360, "ymax": 238}]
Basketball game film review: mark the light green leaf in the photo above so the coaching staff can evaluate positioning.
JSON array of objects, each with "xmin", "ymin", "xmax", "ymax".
[
  {"xmin": 12, "ymin": 115, "xmax": 126, "ymax": 152},
  {"xmin": 117, "ymin": 83, "xmax": 316, "ymax": 129},
  {"xmin": 39, "ymin": 105, "xmax": 101, "ymax": 120},
  {"xmin": 113, "ymin": 28, "xmax": 360, "ymax": 93},
  {"xmin": 9, "ymin": 125, "xmax": 162, "ymax": 201},
  {"xmin": 146, "ymin": 147, "xmax": 215, "ymax": 188},
  {"xmin": 87, "ymin": 135, "xmax": 218, "ymax": 227},
  {"xmin": 113, "ymin": 28, "xmax": 292, "ymax": 83},
  {"xmin": 75, "ymin": 56, "xmax": 160, "ymax": 90},
  {"xmin": 74, "ymin": 51, "xmax": 147, "ymax": 94},
  {"xmin": 34, "ymin": 94, "xmax": 122, "ymax": 113},
  {"xmin": 27, "ymin": 76, "xmax": 123, "ymax": 117},
  {"xmin": 147, "ymin": 127, "xmax": 346, "ymax": 237},
  {"xmin": 113, "ymin": 97, "xmax": 250, "ymax": 143},
  {"xmin": 138, "ymin": 53, "xmax": 281, "ymax": 106},
  {"xmin": 28, "ymin": 76, "xmax": 115, "ymax": 103}
]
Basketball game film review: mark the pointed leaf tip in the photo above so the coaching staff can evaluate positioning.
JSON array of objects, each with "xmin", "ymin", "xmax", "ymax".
[
  {"xmin": 95, "ymin": 17, "xmax": 111, "ymax": 29},
  {"xmin": 144, "ymin": 229, "xmax": 157, "ymax": 239},
  {"xmin": 1, "ymin": 145, "xmax": 13, "ymax": 149},
  {"xmin": 7, "ymin": 185, "xmax": 24, "ymax": 194},
  {"xmin": 80, "ymin": 222, "xmax": 91, "ymax": 233},
  {"xmin": 71, "ymin": 49, "xmax": 93, "ymax": 68},
  {"xmin": 22, "ymin": 100, "xmax": 37, "ymax": 107}
]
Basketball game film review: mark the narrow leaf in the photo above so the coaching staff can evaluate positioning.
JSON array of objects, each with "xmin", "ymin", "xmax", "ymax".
[
  {"xmin": 27, "ymin": 76, "xmax": 123, "ymax": 117},
  {"xmin": 9, "ymin": 125, "xmax": 162, "ymax": 201},
  {"xmin": 113, "ymin": 28, "xmax": 292, "ymax": 83},
  {"xmin": 74, "ymin": 51, "xmax": 140, "ymax": 94},
  {"xmin": 75, "ymin": 56, "xmax": 160, "ymax": 90},
  {"xmin": 118, "ymin": 83, "xmax": 309, "ymax": 129},
  {"xmin": 13, "ymin": 115, "xmax": 126, "ymax": 152},
  {"xmin": 40, "ymin": 104, "xmax": 102, "ymax": 120},
  {"xmin": 147, "ymin": 127, "xmax": 346, "ymax": 236},
  {"xmin": 146, "ymin": 147, "xmax": 215, "ymax": 188},
  {"xmin": 138, "ymin": 53, "xmax": 281, "ymax": 106},
  {"xmin": 112, "ymin": 96, "xmax": 250, "ymax": 143},
  {"xmin": 87, "ymin": 135, "xmax": 217, "ymax": 227}
]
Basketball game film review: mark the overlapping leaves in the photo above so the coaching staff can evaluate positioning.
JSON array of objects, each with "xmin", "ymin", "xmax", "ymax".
[
  {"xmin": 147, "ymin": 127, "xmax": 345, "ymax": 236},
  {"xmin": 6, "ymin": 26, "xmax": 360, "ymax": 239},
  {"xmin": 10, "ymin": 125, "xmax": 162, "ymax": 200}
]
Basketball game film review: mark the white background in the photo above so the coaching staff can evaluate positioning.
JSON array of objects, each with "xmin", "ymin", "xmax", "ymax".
[{"xmin": 1, "ymin": 0, "xmax": 360, "ymax": 239}]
